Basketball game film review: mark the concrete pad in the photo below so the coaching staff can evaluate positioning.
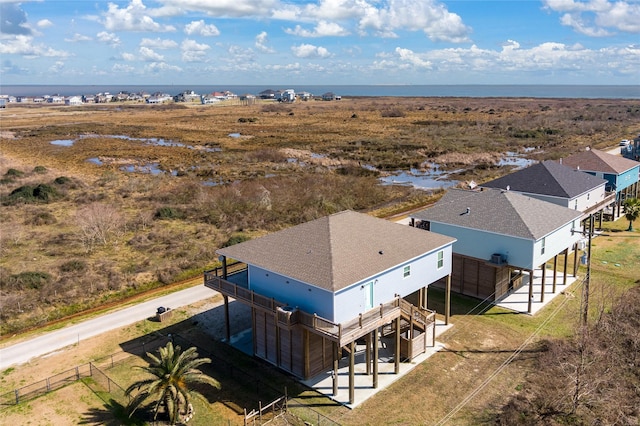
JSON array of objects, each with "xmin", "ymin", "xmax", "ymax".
[
  {"xmin": 300, "ymin": 320, "xmax": 453, "ymax": 409},
  {"xmin": 495, "ymin": 268, "xmax": 580, "ymax": 315}
]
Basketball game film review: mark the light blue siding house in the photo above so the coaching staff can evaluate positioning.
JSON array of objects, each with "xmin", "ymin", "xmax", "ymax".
[
  {"xmin": 410, "ymin": 189, "xmax": 583, "ymax": 312},
  {"xmin": 561, "ymin": 148, "xmax": 640, "ymax": 221},
  {"xmin": 205, "ymin": 210, "xmax": 455, "ymax": 402},
  {"xmin": 481, "ymin": 160, "xmax": 613, "ymax": 219}
]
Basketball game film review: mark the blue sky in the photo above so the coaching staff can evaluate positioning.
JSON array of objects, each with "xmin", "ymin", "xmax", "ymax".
[{"xmin": 1, "ymin": 0, "xmax": 639, "ymax": 85}]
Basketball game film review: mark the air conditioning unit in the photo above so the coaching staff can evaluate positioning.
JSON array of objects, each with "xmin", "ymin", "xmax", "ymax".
[
  {"xmin": 577, "ymin": 240, "xmax": 587, "ymax": 251},
  {"xmin": 491, "ymin": 253, "xmax": 506, "ymax": 265}
]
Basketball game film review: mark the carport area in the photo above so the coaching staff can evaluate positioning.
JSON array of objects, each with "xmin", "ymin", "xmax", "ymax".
[{"xmin": 495, "ymin": 268, "xmax": 579, "ymax": 315}]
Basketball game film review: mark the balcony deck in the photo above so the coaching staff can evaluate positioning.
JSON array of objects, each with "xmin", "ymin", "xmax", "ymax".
[{"xmin": 204, "ymin": 269, "xmax": 435, "ymax": 347}]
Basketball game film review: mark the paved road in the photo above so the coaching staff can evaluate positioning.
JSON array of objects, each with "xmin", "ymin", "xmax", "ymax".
[{"xmin": 0, "ymin": 284, "xmax": 217, "ymax": 370}]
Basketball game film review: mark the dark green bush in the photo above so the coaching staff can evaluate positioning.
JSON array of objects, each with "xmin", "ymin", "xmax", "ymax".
[
  {"xmin": 154, "ymin": 206, "xmax": 185, "ymax": 220},
  {"xmin": 53, "ymin": 176, "xmax": 71, "ymax": 185},
  {"xmin": 59, "ymin": 259, "xmax": 88, "ymax": 273},
  {"xmin": 8, "ymin": 271, "xmax": 52, "ymax": 290},
  {"xmin": 33, "ymin": 166, "xmax": 48, "ymax": 174},
  {"xmin": 222, "ymin": 233, "xmax": 251, "ymax": 247},
  {"xmin": 5, "ymin": 168, "xmax": 24, "ymax": 177},
  {"xmin": 5, "ymin": 183, "xmax": 59, "ymax": 204}
]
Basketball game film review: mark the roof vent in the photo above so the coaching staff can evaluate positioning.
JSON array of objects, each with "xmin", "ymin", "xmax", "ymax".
[
  {"xmin": 379, "ymin": 250, "xmax": 384, "ymax": 255},
  {"xmin": 461, "ymin": 207, "xmax": 470, "ymax": 216}
]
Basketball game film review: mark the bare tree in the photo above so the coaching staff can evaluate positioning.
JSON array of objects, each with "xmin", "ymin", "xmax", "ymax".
[{"xmin": 76, "ymin": 203, "xmax": 123, "ymax": 252}]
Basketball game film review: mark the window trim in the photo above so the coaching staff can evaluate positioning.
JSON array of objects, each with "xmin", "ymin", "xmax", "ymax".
[
  {"xmin": 403, "ymin": 265, "xmax": 411, "ymax": 278},
  {"xmin": 437, "ymin": 250, "xmax": 444, "ymax": 269}
]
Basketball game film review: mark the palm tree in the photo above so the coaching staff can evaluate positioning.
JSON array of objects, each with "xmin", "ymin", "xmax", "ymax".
[
  {"xmin": 125, "ymin": 341, "xmax": 220, "ymax": 424},
  {"xmin": 623, "ymin": 198, "xmax": 640, "ymax": 231}
]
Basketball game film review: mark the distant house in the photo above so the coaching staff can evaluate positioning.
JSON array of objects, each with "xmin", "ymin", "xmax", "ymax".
[
  {"xmin": 298, "ymin": 91, "xmax": 313, "ymax": 101},
  {"xmin": 481, "ymin": 160, "xmax": 613, "ymax": 219},
  {"xmin": 259, "ymin": 89, "xmax": 277, "ymax": 99},
  {"xmin": 411, "ymin": 188, "xmax": 583, "ymax": 311},
  {"xmin": 146, "ymin": 93, "xmax": 172, "ymax": 104},
  {"xmin": 174, "ymin": 90, "xmax": 200, "ymax": 103},
  {"xmin": 65, "ymin": 96, "xmax": 83, "ymax": 106},
  {"xmin": 239, "ymin": 94, "xmax": 256, "ymax": 105},
  {"xmin": 0, "ymin": 98, "xmax": 6, "ymax": 108},
  {"xmin": 560, "ymin": 148, "xmax": 640, "ymax": 220},
  {"xmin": 278, "ymin": 89, "xmax": 296, "ymax": 102},
  {"xmin": 322, "ymin": 92, "xmax": 341, "ymax": 101},
  {"xmin": 205, "ymin": 210, "xmax": 455, "ymax": 403},
  {"xmin": 200, "ymin": 94, "xmax": 220, "ymax": 104}
]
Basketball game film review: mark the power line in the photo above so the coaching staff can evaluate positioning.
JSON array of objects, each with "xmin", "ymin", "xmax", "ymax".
[{"xmin": 433, "ymin": 277, "xmax": 585, "ymax": 425}]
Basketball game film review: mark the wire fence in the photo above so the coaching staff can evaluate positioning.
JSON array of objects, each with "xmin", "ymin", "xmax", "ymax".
[{"xmin": 1, "ymin": 333, "xmax": 342, "ymax": 425}]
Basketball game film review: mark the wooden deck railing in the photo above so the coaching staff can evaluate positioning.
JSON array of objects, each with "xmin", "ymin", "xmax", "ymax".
[{"xmin": 204, "ymin": 270, "xmax": 434, "ymax": 346}]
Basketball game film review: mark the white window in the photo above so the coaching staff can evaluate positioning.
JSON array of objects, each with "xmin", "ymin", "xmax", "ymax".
[
  {"xmin": 437, "ymin": 250, "xmax": 444, "ymax": 269},
  {"xmin": 403, "ymin": 265, "xmax": 411, "ymax": 278},
  {"xmin": 541, "ymin": 237, "xmax": 546, "ymax": 255}
]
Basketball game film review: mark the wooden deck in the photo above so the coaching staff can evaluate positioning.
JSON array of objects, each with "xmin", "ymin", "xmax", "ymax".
[{"xmin": 204, "ymin": 270, "xmax": 435, "ymax": 348}]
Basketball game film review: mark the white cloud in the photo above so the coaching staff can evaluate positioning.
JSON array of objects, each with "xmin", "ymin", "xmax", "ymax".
[
  {"xmin": 358, "ymin": 0, "xmax": 471, "ymax": 42},
  {"xmin": 0, "ymin": 3, "xmax": 31, "ymax": 35},
  {"xmin": 285, "ymin": 20, "xmax": 350, "ymax": 37},
  {"xmin": 291, "ymin": 43, "xmax": 331, "ymax": 58},
  {"xmin": 145, "ymin": 61, "xmax": 182, "ymax": 73},
  {"xmin": 97, "ymin": 32, "xmax": 121, "ymax": 47},
  {"xmin": 544, "ymin": 0, "xmax": 640, "ymax": 35},
  {"xmin": 184, "ymin": 20, "xmax": 220, "ymax": 36},
  {"xmin": 0, "ymin": 35, "xmax": 70, "ymax": 58},
  {"xmin": 112, "ymin": 63, "xmax": 136, "ymax": 73},
  {"xmin": 382, "ymin": 39, "xmax": 640, "ymax": 78},
  {"xmin": 36, "ymin": 19, "xmax": 54, "ymax": 29},
  {"xmin": 181, "ymin": 38, "xmax": 210, "ymax": 62},
  {"xmin": 394, "ymin": 47, "xmax": 432, "ymax": 69},
  {"xmin": 140, "ymin": 37, "xmax": 178, "ymax": 49},
  {"xmin": 103, "ymin": 0, "xmax": 176, "ymax": 32},
  {"xmin": 156, "ymin": 0, "xmax": 277, "ymax": 17},
  {"xmin": 65, "ymin": 33, "xmax": 93, "ymax": 42},
  {"xmin": 48, "ymin": 61, "xmax": 65, "ymax": 74},
  {"xmin": 255, "ymin": 31, "xmax": 275, "ymax": 53},
  {"xmin": 121, "ymin": 52, "xmax": 136, "ymax": 61},
  {"xmin": 139, "ymin": 46, "xmax": 164, "ymax": 61}
]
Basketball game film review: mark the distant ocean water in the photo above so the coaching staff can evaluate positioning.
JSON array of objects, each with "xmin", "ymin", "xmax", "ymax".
[{"xmin": 1, "ymin": 84, "xmax": 639, "ymax": 99}]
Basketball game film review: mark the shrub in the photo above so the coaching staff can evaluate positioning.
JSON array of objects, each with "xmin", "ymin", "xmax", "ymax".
[
  {"xmin": 381, "ymin": 108, "xmax": 406, "ymax": 118},
  {"xmin": 59, "ymin": 259, "xmax": 88, "ymax": 273},
  {"xmin": 33, "ymin": 166, "xmax": 48, "ymax": 174},
  {"xmin": 8, "ymin": 271, "xmax": 52, "ymax": 290},
  {"xmin": 154, "ymin": 206, "xmax": 185, "ymax": 220},
  {"xmin": 53, "ymin": 176, "xmax": 71, "ymax": 185},
  {"xmin": 222, "ymin": 233, "xmax": 251, "ymax": 247},
  {"xmin": 25, "ymin": 210, "xmax": 57, "ymax": 225},
  {"xmin": 5, "ymin": 168, "xmax": 24, "ymax": 177}
]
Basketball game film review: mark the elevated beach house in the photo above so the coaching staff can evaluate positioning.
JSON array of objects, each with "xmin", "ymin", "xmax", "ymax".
[
  {"xmin": 480, "ymin": 160, "xmax": 614, "ymax": 221},
  {"xmin": 410, "ymin": 188, "xmax": 583, "ymax": 312},
  {"xmin": 560, "ymin": 148, "xmax": 639, "ymax": 222},
  {"xmin": 205, "ymin": 210, "xmax": 455, "ymax": 403}
]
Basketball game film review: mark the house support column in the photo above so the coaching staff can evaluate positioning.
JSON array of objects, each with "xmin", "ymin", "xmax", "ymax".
[
  {"xmin": 348, "ymin": 341, "xmax": 355, "ymax": 405},
  {"xmin": 304, "ymin": 330, "xmax": 310, "ymax": 379},
  {"xmin": 445, "ymin": 274, "xmax": 451, "ymax": 325},
  {"xmin": 394, "ymin": 317, "xmax": 401, "ymax": 374},
  {"xmin": 373, "ymin": 328, "xmax": 379, "ymax": 389},
  {"xmin": 223, "ymin": 295, "xmax": 230, "ymax": 342},
  {"xmin": 563, "ymin": 248, "xmax": 569, "ymax": 286},
  {"xmin": 419, "ymin": 287, "xmax": 428, "ymax": 309},
  {"xmin": 527, "ymin": 270, "xmax": 534, "ymax": 314},
  {"xmin": 365, "ymin": 332, "xmax": 372, "ymax": 375},
  {"xmin": 573, "ymin": 243, "xmax": 579, "ymax": 277},
  {"xmin": 552, "ymin": 255, "xmax": 558, "ymax": 293},
  {"xmin": 540, "ymin": 263, "xmax": 546, "ymax": 303},
  {"xmin": 598, "ymin": 209, "xmax": 603, "ymax": 229},
  {"xmin": 332, "ymin": 342, "xmax": 339, "ymax": 396}
]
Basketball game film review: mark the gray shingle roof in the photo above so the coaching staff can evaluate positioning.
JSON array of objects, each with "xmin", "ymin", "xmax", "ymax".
[
  {"xmin": 217, "ymin": 210, "xmax": 455, "ymax": 292},
  {"xmin": 481, "ymin": 160, "xmax": 606, "ymax": 198},
  {"xmin": 411, "ymin": 188, "xmax": 583, "ymax": 240},
  {"xmin": 561, "ymin": 149, "xmax": 639, "ymax": 175}
]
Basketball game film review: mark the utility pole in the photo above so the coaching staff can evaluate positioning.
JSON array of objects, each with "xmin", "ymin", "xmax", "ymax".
[{"xmin": 582, "ymin": 214, "xmax": 593, "ymax": 326}]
